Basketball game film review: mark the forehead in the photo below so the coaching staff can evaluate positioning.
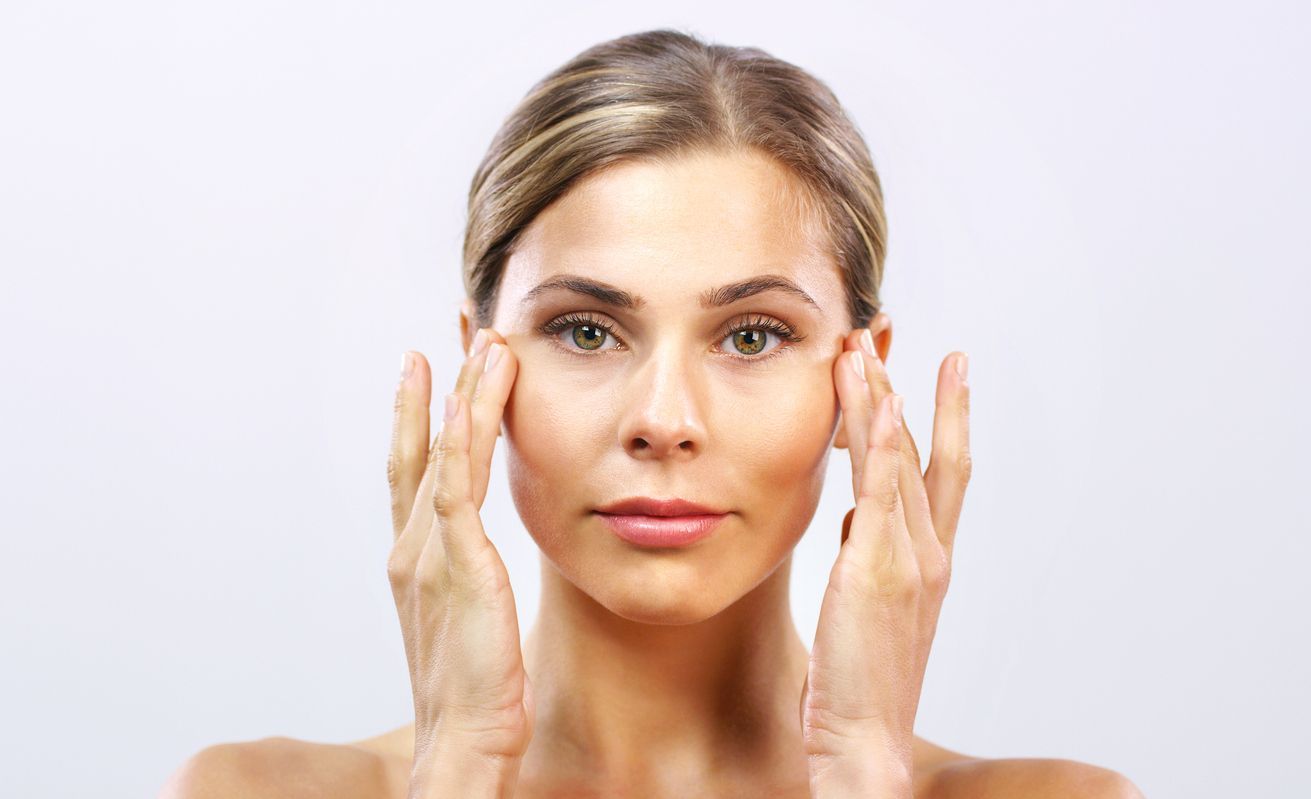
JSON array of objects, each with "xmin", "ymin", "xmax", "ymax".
[{"xmin": 499, "ymin": 148, "xmax": 841, "ymax": 315}]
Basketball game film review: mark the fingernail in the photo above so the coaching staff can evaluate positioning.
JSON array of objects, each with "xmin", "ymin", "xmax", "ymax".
[
  {"xmin": 849, "ymin": 350, "xmax": 866, "ymax": 382},
  {"xmin": 483, "ymin": 342, "xmax": 503, "ymax": 373},
  {"xmin": 891, "ymin": 394, "xmax": 903, "ymax": 425},
  {"xmin": 955, "ymin": 352, "xmax": 969, "ymax": 382},
  {"xmin": 470, "ymin": 329, "xmax": 490, "ymax": 357},
  {"xmin": 400, "ymin": 352, "xmax": 413, "ymax": 382},
  {"xmin": 860, "ymin": 330, "xmax": 877, "ymax": 359},
  {"xmin": 444, "ymin": 392, "xmax": 459, "ymax": 420}
]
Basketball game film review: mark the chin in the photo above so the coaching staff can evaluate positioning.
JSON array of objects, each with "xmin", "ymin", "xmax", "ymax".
[
  {"xmin": 558, "ymin": 548, "xmax": 746, "ymax": 625},
  {"xmin": 596, "ymin": 582, "xmax": 733, "ymax": 626}
]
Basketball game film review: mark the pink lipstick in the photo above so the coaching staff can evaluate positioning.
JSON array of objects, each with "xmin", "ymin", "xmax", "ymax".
[{"xmin": 594, "ymin": 497, "xmax": 728, "ymax": 548}]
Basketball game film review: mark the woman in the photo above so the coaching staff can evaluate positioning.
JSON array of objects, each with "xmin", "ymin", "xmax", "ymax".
[{"xmin": 163, "ymin": 28, "xmax": 1143, "ymax": 798}]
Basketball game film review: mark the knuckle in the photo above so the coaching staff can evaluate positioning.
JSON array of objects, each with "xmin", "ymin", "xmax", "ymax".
[
  {"xmin": 921, "ymin": 549, "xmax": 951, "ymax": 591},
  {"xmin": 454, "ymin": 556, "xmax": 511, "ymax": 599},
  {"xmin": 431, "ymin": 482, "xmax": 467, "ymax": 517},
  {"xmin": 955, "ymin": 451, "xmax": 973, "ymax": 484},
  {"xmin": 895, "ymin": 560, "xmax": 922, "ymax": 594},
  {"xmin": 858, "ymin": 447, "xmax": 902, "ymax": 507},
  {"xmin": 874, "ymin": 477, "xmax": 900, "ymax": 509},
  {"xmin": 385, "ymin": 550, "xmax": 413, "ymax": 586},
  {"xmin": 871, "ymin": 554, "xmax": 920, "ymax": 602},
  {"xmin": 859, "ymin": 470, "xmax": 899, "ymax": 509},
  {"xmin": 828, "ymin": 556, "xmax": 867, "ymax": 597}
]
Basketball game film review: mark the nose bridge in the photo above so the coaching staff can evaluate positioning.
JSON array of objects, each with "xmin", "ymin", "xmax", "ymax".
[{"xmin": 619, "ymin": 337, "xmax": 706, "ymax": 458}]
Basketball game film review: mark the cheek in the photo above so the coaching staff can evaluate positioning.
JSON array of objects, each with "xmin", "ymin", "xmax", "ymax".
[
  {"xmin": 500, "ymin": 366, "xmax": 605, "ymax": 557},
  {"xmin": 720, "ymin": 375, "xmax": 837, "ymax": 519}
]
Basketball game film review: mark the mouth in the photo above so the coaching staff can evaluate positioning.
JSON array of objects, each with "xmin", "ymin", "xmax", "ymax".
[{"xmin": 593, "ymin": 496, "xmax": 729, "ymax": 548}]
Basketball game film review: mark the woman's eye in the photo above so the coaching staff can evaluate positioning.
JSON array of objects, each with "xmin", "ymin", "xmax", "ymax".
[
  {"xmin": 560, "ymin": 323, "xmax": 619, "ymax": 352},
  {"xmin": 721, "ymin": 327, "xmax": 780, "ymax": 357}
]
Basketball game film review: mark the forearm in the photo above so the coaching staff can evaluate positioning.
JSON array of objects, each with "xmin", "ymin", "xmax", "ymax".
[{"xmin": 409, "ymin": 750, "xmax": 522, "ymax": 799}]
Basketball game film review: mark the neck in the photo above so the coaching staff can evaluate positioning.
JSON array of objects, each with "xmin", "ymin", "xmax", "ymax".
[{"xmin": 518, "ymin": 552, "xmax": 812, "ymax": 790}]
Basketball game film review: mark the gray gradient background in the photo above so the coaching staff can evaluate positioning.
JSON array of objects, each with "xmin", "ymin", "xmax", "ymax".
[{"xmin": 2, "ymin": 1, "xmax": 1306, "ymax": 797}]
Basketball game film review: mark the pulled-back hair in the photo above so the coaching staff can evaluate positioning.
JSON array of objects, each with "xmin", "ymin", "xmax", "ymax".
[{"xmin": 462, "ymin": 28, "xmax": 887, "ymax": 330}]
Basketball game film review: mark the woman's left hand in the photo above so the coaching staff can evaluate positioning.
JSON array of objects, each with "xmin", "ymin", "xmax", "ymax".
[{"xmin": 800, "ymin": 331, "xmax": 972, "ymax": 796}]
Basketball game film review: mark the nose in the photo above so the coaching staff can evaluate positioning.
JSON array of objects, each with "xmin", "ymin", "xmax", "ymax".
[{"xmin": 616, "ymin": 346, "xmax": 708, "ymax": 461}]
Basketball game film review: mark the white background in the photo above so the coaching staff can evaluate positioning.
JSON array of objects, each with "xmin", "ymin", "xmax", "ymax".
[{"xmin": 2, "ymin": 1, "xmax": 1307, "ymax": 796}]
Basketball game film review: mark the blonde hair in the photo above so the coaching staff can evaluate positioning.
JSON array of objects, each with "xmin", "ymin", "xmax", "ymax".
[{"xmin": 462, "ymin": 28, "xmax": 887, "ymax": 330}]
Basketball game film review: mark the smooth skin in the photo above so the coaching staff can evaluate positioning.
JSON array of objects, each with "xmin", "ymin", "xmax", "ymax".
[
  {"xmin": 159, "ymin": 150, "xmax": 1144, "ymax": 798},
  {"xmin": 160, "ymin": 335, "xmax": 1141, "ymax": 799}
]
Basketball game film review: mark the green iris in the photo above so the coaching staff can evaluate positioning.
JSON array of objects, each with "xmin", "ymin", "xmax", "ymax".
[
  {"xmin": 732, "ymin": 329, "xmax": 766, "ymax": 355},
  {"xmin": 572, "ymin": 324, "xmax": 607, "ymax": 350}
]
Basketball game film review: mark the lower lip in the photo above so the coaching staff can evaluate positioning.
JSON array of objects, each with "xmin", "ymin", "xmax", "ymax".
[{"xmin": 595, "ymin": 512, "xmax": 727, "ymax": 548}]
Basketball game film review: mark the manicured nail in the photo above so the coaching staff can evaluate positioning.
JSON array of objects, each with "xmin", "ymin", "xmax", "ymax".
[
  {"xmin": 483, "ymin": 342, "xmax": 503, "ymax": 373},
  {"xmin": 849, "ymin": 350, "xmax": 866, "ymax": 382},
  {"xmin": 444, "ymin": 392, "xmax": 459, "ymax": 420},
  {"xmin": 955, "ymin": 352, "xmax": 969, "ymax": 382},
  {"xmin": 470, "ymin": 329, "xmax": 490, "ymax": 357},
  {"xmin": 400, "ymin": 352, "xmax": 413, "ymax": 381},
  {"xmin": 860, "ymin": 329, "xmax": 876, "ymax": 358}
]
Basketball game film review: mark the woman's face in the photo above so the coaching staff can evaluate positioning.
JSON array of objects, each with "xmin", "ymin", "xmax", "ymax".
[{"xmin": 485, "ymin": 147, "xmax": 854, "ymax": 624}]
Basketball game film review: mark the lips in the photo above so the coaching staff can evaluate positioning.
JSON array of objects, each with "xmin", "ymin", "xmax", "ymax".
[{"xmin": 593, "ymin": 496, "xmax": 729, "ymax": 548}]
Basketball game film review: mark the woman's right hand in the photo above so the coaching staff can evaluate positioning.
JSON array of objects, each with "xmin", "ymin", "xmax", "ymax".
[{"xmin": 385, "ymin": 329, "xmax": 533, "ymax": 788}]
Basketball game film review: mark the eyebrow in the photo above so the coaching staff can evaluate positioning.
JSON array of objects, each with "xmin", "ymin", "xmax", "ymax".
[{"xmin": 520, "ymin": 273, "xmax": 822, "ymax": 312}]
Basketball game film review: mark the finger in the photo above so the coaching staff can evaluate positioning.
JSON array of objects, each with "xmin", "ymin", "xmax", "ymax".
[
  {"xmin": 834, "ymin": 349, "xmax": 874, "ymax": 498},
  {"xmin": 833, "ymin": 328, "xmax": 869, "ymax": 448},
  {"xmin": 392, "ymin": 338, "xmax": 491, "ymax": 568},
  {"xmin": 844, "ymin": 393, "xmax": 915, "ymax": 579},
  {"xmin": 924, "ymin": 352, "xmax": 972, "ymax": 558},
  {"xmin": 458, "ymin": 327, "xmax": 495, "ymax": 397},
  {"xmin": 859, "ymin": 346, "xmax": 921, "ymax": 469},
  {"xmin": 423, "ymin": 390, "xmax": 493, "ymax": 582},
  {"xmin": 388, "ymin": 351, "xmax": 431, "ymax": 541},
  {"xmin": 861, "ymin": 349, "xmax": 940, "ymax": 575},
  {"xmin": 390, "ymin": 356, "xmax": 443, "ymax": 570},
  {"xmin": 468, "ymin": 335, "xmax": 517, "ymax": 508}
]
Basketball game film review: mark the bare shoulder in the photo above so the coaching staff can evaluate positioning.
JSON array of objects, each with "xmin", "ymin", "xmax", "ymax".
[
  {"xmin": 158, "ymin": 735, "xmax": 398, "ymax": 799},
  {"xmin": 919, "ymin": 751, "xmax": 1146, "ymax": 799}
]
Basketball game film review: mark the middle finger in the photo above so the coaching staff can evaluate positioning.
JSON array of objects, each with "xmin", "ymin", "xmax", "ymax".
[{"xmin": 850, "ymin": 334, "xmax": 940, "ymax": 571}]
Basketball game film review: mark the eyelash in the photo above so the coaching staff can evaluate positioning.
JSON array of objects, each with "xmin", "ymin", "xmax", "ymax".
[{"xmin": 537, "ymin": 312, "xmax": 807, "ymax": 363}]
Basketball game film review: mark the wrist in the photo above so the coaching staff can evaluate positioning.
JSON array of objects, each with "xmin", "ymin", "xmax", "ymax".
[
  {"xmin": 807, "ymin": 751, "xmax": 912, "ymax": 799},
  {"xmin": 409, "ymin": 747, "xmax": 522, "ymax": 799}
]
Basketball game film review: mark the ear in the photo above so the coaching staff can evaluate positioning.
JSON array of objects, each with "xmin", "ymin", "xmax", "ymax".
[
  {"xmin": 459, "ymin": 297, "xmax": 478, "ymax": 355},
  {"xmin": 833, "ymin": 311, "xmax": 893, "ymax": 450}
]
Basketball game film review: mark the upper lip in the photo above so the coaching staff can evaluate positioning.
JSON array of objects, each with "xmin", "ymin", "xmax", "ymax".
[{"xmin": 595, "ymin": 497, "xmax": 727, "ymax": 516}]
